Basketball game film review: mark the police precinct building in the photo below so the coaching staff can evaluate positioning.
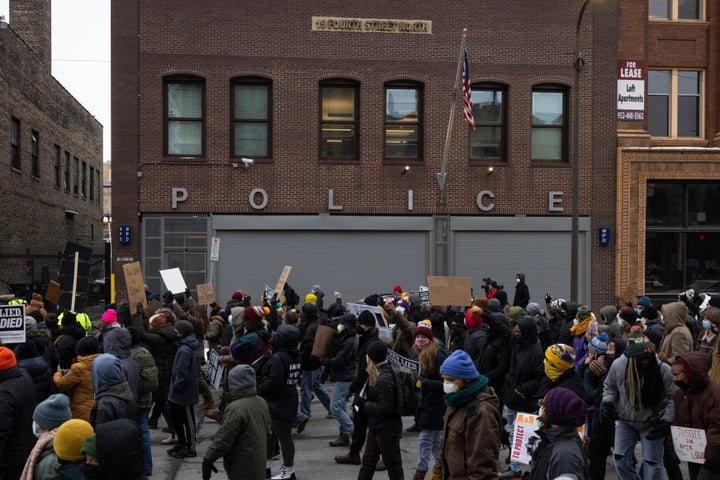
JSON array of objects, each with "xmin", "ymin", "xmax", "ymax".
[{"xmin": 111, "ymin": 1, "xmax": 619, "ymax": 306}]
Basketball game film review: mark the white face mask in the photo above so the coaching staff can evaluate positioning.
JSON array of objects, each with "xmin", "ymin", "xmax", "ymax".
[
  {"xmin": 32, "ymin": 421, "xmax": 41, "ymax": 438},
  {"xmin": 443, "ymin": 381, "xmax": 459, "ymax": 394},
  {"xmin": 573, "ymin": 319, "xmax": 579, "ymax": 326},
  {"xmin": 337, "ymin": 324, "xmax": 345, "ymax": 333},
  {"xmin": 516, "ymin": 278, "xmax": 521, "ymax": 283}
]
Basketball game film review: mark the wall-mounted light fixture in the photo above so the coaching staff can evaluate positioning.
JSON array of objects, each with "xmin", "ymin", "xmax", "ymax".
[
  {"xmin": 402, "ymin": 165, "xmax": 411, "ymax": 175},
  {"xmin": 241, "ymin": 157, "xmax": 255, "ymax": 170},
  {"xmin": 487, "ymin": 166, "xmax": 494, "ymax": 175}
]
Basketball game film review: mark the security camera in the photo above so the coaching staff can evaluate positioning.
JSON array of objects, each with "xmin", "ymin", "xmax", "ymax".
[{"xmin": 241, "ymin": 157, "xmax": 255, "ymax": 169}]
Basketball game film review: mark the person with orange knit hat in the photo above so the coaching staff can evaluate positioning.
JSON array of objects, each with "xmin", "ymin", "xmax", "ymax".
[{"xmin": 0, "ymin": 346, "xmax": 37, "ymax": 479}]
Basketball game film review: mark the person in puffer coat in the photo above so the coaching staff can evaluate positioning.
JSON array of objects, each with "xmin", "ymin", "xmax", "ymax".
[
  {"xmin": 258, "ymin": 324, "xmax": 301, "ymax": 480},
  {"xmin": 203, "ymin": 364, "xmax": 271, "ymax": 480},
  {"xmin": 89, "ymin": 353, "xmax": 136, "ymax": 427},
  {"xmin": 53, "ymin": 337, "xmax": 100, "ymax": 422},
  {"xmin": 672, "ymin": 352, "xmax": 720, "ymax": 480},
  {"xmin": 14, "ymin": 341, "xmax": 53, "ymax": 405},
  {"xmin": 474, "ymin": 302, "xmax": 511, "ymax": 405}
]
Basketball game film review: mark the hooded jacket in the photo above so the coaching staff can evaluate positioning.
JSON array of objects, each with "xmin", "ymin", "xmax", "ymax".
[
  {"xmin": 14, "ymin": 341, "xmax": 53, "ymax": 404},
  {"xmin": 363, "ymin": 362, "xmax": 402, "ymax": 434},
  {"xmin": 299, "ymin": 304, "xmax": 322, "ymax": 370},
  {"xmin": 0, "ymin": 367, "xmax": 36, "ymax": 470},
  {"xmin": 322, "ymin": 318, "xmax": 358, "ymax": 383},
  {"xmin": 474, "ymin": 312, "xmax": 511, "ymax": 397},
  {"xmin": 349, "ymin": 328, "xmax": 381, "ymax": 395},
  {"xmin": 53, "ymin": 353, "xmax": 100, "ymax": 422},
  {"xmin": 93, "ymin": 419, "xmax": 146, "ymax": 480},
  {"xmin": 55, "ymin": 322, "xmax": 86, "ymax": 370},
  {"xmin": 513, "ymin": 274, "xmax": 530, "ymax": 309},
  {"xmin": 528, "ymin": 425, "xmax": 589, "ymax": 480},
  {"xmin": 204, "ymin": 365, "xmax": 271, "ymax": 480},
  {"xmin": 168, "ymin": 333, "xmax": 199, "ymax": 405},
  {"xmin": 659, "ymin": 302, "xmax": 693, "ymax": 364},
  {"xmin": 673, "ymin": 352, "xmax": 720, "ymax": 464},
  {"xmin": 90, "ymin": 354, "xmax": 136, "ymax": 426},
  {"xmin": 413, "ymin": 342, "xmax": 447, "ymax": 430},
  {"xmin": 135, "ymin": 319, "xmax": 176, "ymax": 394},
  {"xmin": 504, "ymin": 318, "xmax": 544, "ymax": 412},
  {"xmin": 101, "ymin": 328, "xmax": 140, "ymax": 402},
  {"xmin": 257, "ymin": 325, "xmax": 300, "ymax": 420}
]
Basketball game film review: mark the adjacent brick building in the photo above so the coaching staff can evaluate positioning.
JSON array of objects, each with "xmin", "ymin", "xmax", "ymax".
[
  {"xmin": 112, "ymin": 0, "xmax": 619, "ymax": 307},
  {"xmin": 0, "ymin": 0, "xmax": 104, "ymax": 293}
]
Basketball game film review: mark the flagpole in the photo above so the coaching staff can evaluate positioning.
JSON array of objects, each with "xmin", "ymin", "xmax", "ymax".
[{"xmin": 436, "ymin": 29, "xmax": 468, "ymax": 210}]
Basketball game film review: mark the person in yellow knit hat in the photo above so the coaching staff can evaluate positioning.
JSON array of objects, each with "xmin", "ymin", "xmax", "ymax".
[
  {"xmin": 52, "ymin": 419, "xmax": 94, "ymax": 480},
  {"xmin": 541, "ymin": 344, "xmax": 588, "ymax": 401}
]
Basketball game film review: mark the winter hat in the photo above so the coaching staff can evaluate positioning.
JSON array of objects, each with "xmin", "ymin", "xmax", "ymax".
[
  {"xmin": 414, "ymin": 324, "xmax": 433, "ymax": 340},
  {"xmin": 472, "ymin": 297, "xmax": 489, "ymax": 309},
  {"xmin": 0, "ymin": 347, "xmax": 16, "ymax": 370},
  {"xmin": 101, "ymin": 309, "xmax": 118, "ymax": 324},
  {"xmin": 149, "ymin": 313, "xmax": 166, "ymax": 327},
  {"xmin": 228, "ymin": 364, "xmax": 257, "ymax": 395},
  {"xmin": 417, "ymin": 319, "xmax": 432, "ymax": 330},
  {"xmin": 338, "ymin": 313, "xmax": 357, "ymax": 330},
  {"xmin": 526, "ymin": 303, "xmax": 542, "ymax": 316},
  {"xmin": 244, "ymin": 306, "xmax": 265, "ymax": 324},
  {"xmin": 33, "ymin": 393, "xmax": 72, "ymax": 429},
  {"xmin": 487, "ymin": 298, "xmax": 502, "ymax": 313},
  {"xmin": 637, "ymin": 296, "xmax": 652, "ymax": 308},
  {"xmin": 618, "ymin": 309, "xmax": 639, "ymax": 324},
  {"xmin": 544, "ymin": 344, "xmax": 575, "ymax": 375},
  {"xmin": 63, "ymin": 312, "xmax": 78, "ymax": 325},
  {"xmin": 54, "ymin": 419, "xmax": 94, "ymax": 462},
  {"xmin": 364, "ymin": 294, "xmax": 381, "ymax": 307},
  {"xmin": 625, "ymin": 329, "xmax": 655, "ymax": 357},
  {"xmin": 543, "ymin": 387, "xmax": 587, "ymax": 427},
  {"xmin": 76, "ymin": 336, "xmax": 99, "ymax": 357},
  {"xmin": 393, "ymin": 285, "xmax": 403, "ymax": 294},
  {"xmin": 24, "ymin": 316, "xmax": 37, "ymax": 332},
  {"xmin": 175, "ymin": 320, "xmax": 194, "ymax": 338},
  {"xmin": 441, "ymin": 350, "xmax": 480, "ymax": 380},
  {"xmin": 641, "ymin": 306, "xmax": 659, "ymax": 320},
  {"xmin": 231, "ymin": 290, "xmax": 246, "ymax": 303},
  {"xmin": 230, "ymin": 331, "xmax": 261, "ymax": 362},
  {"xmin": 305, "ymin": 293, "xmax": 317, "ymax": 304},
  {"xmin": 589, "ymin": 332, "xmax": 609, "ymax": 353},
  {"xmin": 91, "ymin": 354, "xmax": 124, "ymax": 392},
  {"xmin": 81, "ymin": 434, "xmax": 97, "ymax": 458},
  {"xmin": 464, "ymin": 306, "xmax": 483, "ymax": 329},
  {"xmin": 576, "ymin": 306, "xmax": 591, "ymax": 321},
  {"xmin": 507, "ymin": 306, "xmax": 524, "ymax": 322},
  {"xmin": 366, "ymin": 342, "xmax": 387, "ymax": 364},
  {"xmin": 396, "ymin": 298, "xmax": 410, "ymax": 313},
  {"xmin": 357, "ymin": 310, "xmax": 376, "ymax": 327}
]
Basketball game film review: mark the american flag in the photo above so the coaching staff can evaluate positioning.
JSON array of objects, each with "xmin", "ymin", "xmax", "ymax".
[{"xmin": 462, "ymin": 48, "xmax": 476, "ymax": 129}]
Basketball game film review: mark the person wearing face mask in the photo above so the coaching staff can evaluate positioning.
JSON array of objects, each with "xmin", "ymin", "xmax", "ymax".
[
  {"xmin": 20, "ymin": 393, "xmax": 72, "ymax": 480},
  {"xmin": 513, "ymin": 274, "xmax": 530, "ymax": 309},
  {"xmin": 658, "ymin": 301, "xmax": 693, "ymax": 365},
  {"xmin": 320, "ymin": 313, "xmax": 359, "ymax": 448},
  {"xmin": 570, "ymin": 306, "xmax": 594, "ymax": 370},
  {"xmin": 409, "ymin": 321, "xmax": 447, "ymax": 480},
  {"xmin": 696, "ymin": 307, "xmax": 720, "ymax": 356},
  {"xmin": 671, "ymin": 352, "xmax": 720, "ymax": 480},
  {"xmin": 429, "ymin": 349, "xmax": 502, "ymax": 480},
  {"xmin": 601, "ymin": 327, "xmax": 676, "ymax": 480}
]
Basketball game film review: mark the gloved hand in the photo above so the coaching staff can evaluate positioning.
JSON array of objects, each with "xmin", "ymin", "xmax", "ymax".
[
  {"xmin": 544, "ymin": 293, "xmax": 553, "ymax": 304},
  {"xmin": 589, "ymin": 359, "xmax": 608, "ymax": 376},
  {"xmin": 334, "ymin": 291, "xmax": 342, "ymax": 299},
  {"xmin": 601, "ymin": 401, "xmax": 617, "ymax": 424},
  {"xmin": 429, "ymin": 472, "xmax": 442, "ymax": 480},
  {"xmin": 201, "ymin": 458, "xmax": 218, "ymax": 480},
  {"xmin": 645, "ymin": 420, "xmax": 671, "ymax": 440}
]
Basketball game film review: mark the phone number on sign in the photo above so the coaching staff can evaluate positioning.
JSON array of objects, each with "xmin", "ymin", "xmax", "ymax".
[{"xmin": 618, "ymin": 111, "xmax": 644, "ymax": 120}]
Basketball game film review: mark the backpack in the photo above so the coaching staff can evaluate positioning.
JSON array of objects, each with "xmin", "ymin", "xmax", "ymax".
[
  {"xmin": 390, "ymin": 365, "xmax": 419, "ymax": 416},
  {"xmin": 132, "ymin": 346, "xmax": 159, "ymax": 395}
]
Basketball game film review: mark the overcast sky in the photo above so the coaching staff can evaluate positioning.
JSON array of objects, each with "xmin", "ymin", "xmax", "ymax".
[{"xmin": 1, "ymin": 0, "xmax": 111, "ymax": 163}]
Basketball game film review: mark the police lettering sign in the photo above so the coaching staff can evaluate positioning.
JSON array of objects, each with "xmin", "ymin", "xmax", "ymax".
[
  {"xmin": 0, "ymin": 305, "xmax": 26, "ymax": 344},
  {"xmin": 617, "ymin": 60, "xmax": 645, "ymax": 121}
]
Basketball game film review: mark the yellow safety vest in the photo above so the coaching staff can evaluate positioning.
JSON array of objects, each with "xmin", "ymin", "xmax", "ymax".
[{"xmin": 58, "ymin": 312, "xmax": 92, "ymax": 334}]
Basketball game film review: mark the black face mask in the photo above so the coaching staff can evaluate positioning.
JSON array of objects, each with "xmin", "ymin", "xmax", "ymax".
[
  {"xmin": 674, "ymin": 380, "xmax": 689, "ymax": 391},
  {"xmin": 84, "ymin": 464, "xmax": 101, "ymax": 480}
]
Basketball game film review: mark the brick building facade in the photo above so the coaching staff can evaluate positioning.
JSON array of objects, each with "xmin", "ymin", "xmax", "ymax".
[
  {"xmin": 0, "ymin": 0, "xmax": 104, "ymax": 292},
  {"xmin": 112, "ymin": 0, "xmax": 619, "ymax": 307}
]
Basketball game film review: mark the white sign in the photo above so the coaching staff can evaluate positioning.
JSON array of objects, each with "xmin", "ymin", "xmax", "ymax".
[
  {"xmin": 510, "ymin": 412, "xmax": 585, "ymax": 465},
  {"xmin": 206, "ymin": 349, "xmax": 225, "ymax": 390},
  {"xmin": 0, "ymin": 305, "xmax": 26, "ymax": 344},
  {"xmin": 387, "ymin": 349, "xmax": 420, "ymax": 377},
  {"xmin": 347, "ymin": 303, "xmax": 387, "ymax": 328},
  {"xmin": 159, "ymin": 268, "xmax": 188, "ymax": 294},
  {"xmin": 617, "ymin": 59, "xmax": 645, "ymax": 121},
  {"xmin": 210, "ymin": 237, "xmax": 220, "ymax": 262},
  {"xmin": 671, "ymin": 426, "xmax": 707, "ymax": 464}
]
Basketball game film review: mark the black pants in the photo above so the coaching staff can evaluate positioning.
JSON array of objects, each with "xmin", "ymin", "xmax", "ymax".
[
  {"xmin": 350, "ymin": 407, "xmax": 368, "ymax": 455},
  {"xmin": 268, "ymin": 417, "xmax": 295, "ymax": 468},
  {"xmin": 357, "ymin": 428, "xmax": 403, "ymax": 480},
  {"xmin": 168, "ymin": 401, "xmax": 196, "ymax": 450},
  {"xmin": 589, "ymin": 414, "xmax": 614, "ymax": 480}
]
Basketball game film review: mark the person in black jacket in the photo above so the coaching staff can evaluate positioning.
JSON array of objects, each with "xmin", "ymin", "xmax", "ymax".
[
  {"xmin": 355, "ymin": 343, "xmax": 404, "ymax": 480},
  {"xmin": 539, "ymin": 344, "xmax": 588, "ymax": 402},
  {"xmin": 0, "ymin": 347, "xmax": 36, "ymax": 480},
  {"xmin": 321, "ymin": 313, "xmax": 358, "ymax": 448},
  {"xmin": 54, "ymin": 312, "xmax": 86, "ymax": 370},
  {"xmin": 501, "ymin": 317, "xmax": 544, "ymax": 479},
  {"xmin": 14, "ymin": 340, "xmax": 53, "ymax": 405},
  {"xmin": 90, "ymin": 353, "xmax": 136, "ymax": 427},
  {"xmin": 463, "ymin": 307, "xmax": 488, "ymax": 363},
  {"xmin": 475, "ymin": 302, "xmax": 512, "ymax": 406},
  {"xmin": 82, "ymin": 418, "xmax": 146, "ymax": 480},
  {"xmin": 258, "ymin": 324, "xmax": 301, "ymax": 480},
  {"xmin": 336, "ymin": 310, "xmax": 381, "ymax": 465},
  {"xmin": 513, "ymin": 274, "xmax": 530, "ymax": 309}
]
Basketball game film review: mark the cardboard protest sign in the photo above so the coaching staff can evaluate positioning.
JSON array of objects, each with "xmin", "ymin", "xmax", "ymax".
[
  {"xmin": 671, "ymin": 426, "xmax": 707, "ymax": 464},
  {"xmin": 45, "ymin": 280, "xmax": 61, "ymax": 305},
  {"xmin": 387, "ymin": 349, "xmax": 420, "ymax": 377},
  {"xmin": 426, "ymin": 276, "xmax": 472, "ymax": 306},
  {"xmin": 205, "ymin": 349, "xmax": 225, "ymax": 390},
  {"xmin": 312, "ymin": 324, "xmax": 337, "ymax": 358},
  {"xmin": 146, "ymin": 299, "xmax": 163, "ymax": 317},
  {"xmin": 160, "ymin": 268, "xmax": 187, "ymax": 294},
  {"xmin": 122, "ymin": 262, "xmax": 147, "ymax": 310},
  {"xmin": 0, "ymin": 305, "xmax": 26, "ymax": 344},
  {"xmin": 196, "ymin": 283, "xmax": 216, "ymax": 305},
  {"xmin": 273, "ymin": 266, "xmax": 293, "ymax": 296}
]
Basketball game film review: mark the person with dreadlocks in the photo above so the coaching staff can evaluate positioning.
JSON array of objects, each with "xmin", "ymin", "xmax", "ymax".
[{"xmin": 601, "ymin": 327, "xmax": 676, "ymax": 480}]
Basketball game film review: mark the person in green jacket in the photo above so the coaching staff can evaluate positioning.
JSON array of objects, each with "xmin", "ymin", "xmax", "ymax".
[{"xmin": 202, "ymin": 364, "xmax": 272, "ymax": 480}]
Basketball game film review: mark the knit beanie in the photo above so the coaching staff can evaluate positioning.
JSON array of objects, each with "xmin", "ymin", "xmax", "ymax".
[
  {"xmin": 526, "ymin": 302, "xmax": 542, "ymax": 316},
  {"xmin": 366, "ymin": 342, "xmax": 387, "ymax": 364},
  {"xmin": 230, "ymin": 331, "xmax": 261, "ymax": 362},
  {"xmin": 231, "ymin": 290, "xmax": 246, "ymax": 303},
  {"xmin": 228, "ymin": 364, "xmax": 257, "ymax": 395},
  {"xmin": 81, "ymin": 434, "xmax": 97, "ymax": 458},
  {"xmin": 0, "ymin": 347, "xmax": 16, "ymax": 370},
  {"xmin": 357, "ymin": 310, "xmax": 376, "ymax": 327},
  {"xmin": 625, "ymin": 329, "xmax": 655, "ymax": 357},
  {"xmin": 641, "ymin": 305, "xmax": 659, "ymax": 320},
  {"xmin": 637, "ymin": 296, "xmax": 652, "ymax": 308},
  {"xmin": 244, "ymin": 306, "xmax": 265, "ymax": 324},
  {"xmin": 33, "ymin": 393, "xmax": 72, "ymax": 429},
  {"xmin": 543, "ymin": 387, "xmax": 587, "ymax": 427},
  {"xmin": 464, "ymin": 306, "xmax": 483, "ymax": 329},
  {"xmin": 305, "ymin": 293, "xmax": 317, "ymax": 304},
  {"xmin": 25, "ymin": 316, "xmax": 37, "ymax": 332},
  {"xmin": 414, "ymin": 324, "xmax": 433, "ymax": 340},
  {"xmin": 101, "ymin": 309, "xmax": 118, "ymax": 324},
  {"xmin": 175, "ymin": 320, "xmax": 194, "ymax": 338},
  {"xmin": 149, "ymin": 313, "xmax": 166, "ymax": 327},
  {"xmin": 589, "ymin": 332, "xmax": 609, "ymax": 353},
  {"xmin": 363, "ymin": 294, "xmax": 381, "ymax": 307},
  {"xmin": 487, "ymin": 298, "xmax": 502, "ymax": 313},
  {"xmin": 576, "ymin": 305, "xmax": 591, "ymax": 320},
  {"xmin": 544, "ymin": 344, "xmax": 575, "ymax": 381},
  {"xmin": 618, "ymin": 309, "xmax": 639, "ymax": 325},
  {"xmin": 393, "ymin": 285, "xmax": 403, "ymax": 294},
  {"xmin": 440, "ymin": 350, "xmax": 480, "ymax": 380},
  {"xmin": 54, "ymin": 419, "xmax": 94, "ymax": 461},
  {"xmin": 76, "ymin": 336, "xmax": 99, "ymax": 357},
  {"xmin": 507, "ymin": 306, "xmax": 524, "ymax": 322}
]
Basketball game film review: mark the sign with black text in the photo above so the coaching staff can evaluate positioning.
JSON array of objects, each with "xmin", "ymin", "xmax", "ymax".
[
  {"xmin": 617, "ymin": 59, "xmax": 645, "ymax": 121},
  {"xmin": 0, "ymin": 305, "xmax": 26, "ymax": 344}
]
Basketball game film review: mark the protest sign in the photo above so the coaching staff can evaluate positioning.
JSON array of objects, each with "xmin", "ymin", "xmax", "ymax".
[
  {"xmin": 510, "ymin": 413, "xmax": 585, "ymax": 465},
  {"xmin": 146, "ymin": 299, "xmax": 163, "ymax": 317},
  {"xmin": 347, "ymin": 303, "xmax": 387, "ymax": 328},
  {"xmin": 387, "ymin": 349, "xmax": 420, "ymax": 377},
  {"xmin": 45, "ymin": 280, "xmax": 61, "ymax": 305},
  {"xmin": 273, "ymin": 266, "xmax": 293, "ymax": 296},
  {"xmin": 206, "ymin": 349, "xmax": 225, "ymax": 390},
  {"xmin": 122, "ymin": 262, "xmax": 147, "ymax": 310},
  {"xmin": 196, "ymin": 283, "xmax": 216, "ymax": 305},
  {"xmin": 426, "ymin": 276, "xmax": 472, "ymax": 306},
  {"xmin": 160, "ymin": 268, "xmax": 187, "ymax": 294},
  {"xmin": 0, "ymin": 305, "xmax": 25, "ymax": 344},
  {"xmin": 671, "ymin": 426, "xmax": 707, "ymax": 464},
  {"xmin": 312, "ymin": 324, "xmax": 337, "ymax": 358}
]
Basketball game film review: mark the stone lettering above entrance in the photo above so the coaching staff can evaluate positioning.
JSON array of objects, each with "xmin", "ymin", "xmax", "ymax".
[{"xmin": 312, "ymin": 16, "xmax": 432, "ymax": 34}]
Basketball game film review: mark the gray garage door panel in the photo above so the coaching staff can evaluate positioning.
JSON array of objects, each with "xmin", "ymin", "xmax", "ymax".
[
  {"xmin": 453, "ymin": 231, "xmax": 588, "ymax": 306},
  {"xmin": 217, "ymin": 231, "xmax": 429, "ymax": 304}
]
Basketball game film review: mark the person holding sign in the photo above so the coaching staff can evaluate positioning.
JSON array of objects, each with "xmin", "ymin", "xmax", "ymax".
[{"xmin": 671, "ymin": 352, "xmax": 720, "ymax": 480}]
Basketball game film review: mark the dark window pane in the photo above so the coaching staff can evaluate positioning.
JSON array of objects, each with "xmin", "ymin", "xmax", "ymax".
[
  {"xmin": 646, "ymin": 182, "xmax": 685, "ymax": 226},
  {"xmin": 645, "ymin": 231, "xmax": 684, "ymax": 292},
  {"xmin": 470, "ymin": 126, "xmax": 502, "ymax": 160},
  {"xmin": 677, "ymin": 96, "xmax": 699, "ymax": 137},
  {"xmin": 648, "ymin": 70, "xmax": 670, "ymax": 94},
  {"xmin": 678, "ymin": 0, "xmax": 700, "ymax": 20},
  {"xmin": 385, "ymin": 125, "xmax": 418, "ymax": 158},
  {"xmin": 648, "ymin": 96, "xmax": 669, "ymax": 136},
  {"xmin": 234, "ymin": 123, "xmax": 268, "ymax": 156},
  {"xmin": 321, "ymin": 124, "xmax": 355, "ymax": 158},
  {"xmin": 649, "ymin": 0, "xmax": 670, "ymax": 19},
  {"xmin": 686, "ymin": 233, "xmax": 720, "ymax": 286},
  {"xmin": 688, "ymin": 183, "xmax": 720, "ymax": 226},
  {"xmin": 678, "ymin": 71, "xmax": 699, "ymax": 94}
]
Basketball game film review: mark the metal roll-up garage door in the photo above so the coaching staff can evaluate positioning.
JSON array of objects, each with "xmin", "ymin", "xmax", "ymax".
[{"xmin": 216, "ymin": 230, "xmax": 430, "ymax": 304}]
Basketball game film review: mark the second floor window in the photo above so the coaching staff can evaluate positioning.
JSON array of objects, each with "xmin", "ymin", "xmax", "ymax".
[
  {"xmin": 321, "ymin": 80, "xmax": 358, "ymax": 159},
  {"xmin": 385, "ymin": 83, "xmax": 422, "ymax": 160},
  {"xmin": 64, "ymin": 152, "xmax": 70, "ymax": 191},
  {"xmin": 165, "ymin": 76, "xmax": 204, "ymax": 156},
  {"xmin": 531, "ymin": 87, "xmax": 567, "ymax": 161},
  {"xmin": 649, "ymin": 0, "xmax": 701, "ymax": 21},
  {"xmin": 73, "ymin": 157, "xmax": 79, "ymax": 195},
  {"xmin": 648, "ymin": 69, "xmax": 702, "ymax": 138},
  {"xmin": 11, "ymin": 117, "xmax": 20, "ymax": 170},
  {"xmin": 470, "ymin": 84, "xmax": 506, "ymax": 161},
  {"xmin": 54, "ymin": 145, "xmax": 61, "ymax": 187},
  {"xmin": 232, "ymin": 78, "xmax": 271, "ymax": 158},
  {"xmin": 31, "ymin": 131, "xmax": 39, "ymax": 178}
]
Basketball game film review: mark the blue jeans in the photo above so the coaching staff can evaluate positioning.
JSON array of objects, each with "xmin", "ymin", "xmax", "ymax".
[
  {"xmin": 504, "ymin": 405, "xmax": 522, "ymax": 472},
  {"xmin": 416, "ymin": 429, "xmax": 441, "ymax": 471},
  {"xmin": 138, "ymin": 407, "xmax": 152, "ymax": 475},
  {"xmin": 330, "ymin": 381, "xmax": 354, "ymax": 435},
  {"xmin": 295, "ymin": 369, "xmax": 331, "ymax": 424},
  {"xmin": 613, "ymin": 420, "xmax": 664, "ymax": 480}
]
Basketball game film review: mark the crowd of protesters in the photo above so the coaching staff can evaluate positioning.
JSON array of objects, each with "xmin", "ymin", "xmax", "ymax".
[{"xmin": 1, "ymin": 274, "xmax": 720, "ymax": 480}]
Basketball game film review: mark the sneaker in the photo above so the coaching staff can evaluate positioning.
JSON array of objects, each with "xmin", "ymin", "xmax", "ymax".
[
  {"xmin": 329, "ymin": 433, "xmax": 350, "ymax": 447},
  {"xmin": 170, "ymin": 447, "xmax": 197, "ymax": 458},
  {"xmin": 498, "ymin": 468, "xmax": 522, "ymax": 479},
  {"xmin": 296, "ymin": 416, "xmax": 309, "ymax": 434},
  {"xmin": 166, "ymin": 445, "xmax": 183, "ymax": 455},
  {"xmin": 161, "ymin": 435, "xmax": 177, "ymax": 445},
  {"xmin": 270, "ymin": 465, "xmax": 296, "ymax": 480},
  {"xmin": 406, "ymin": 423, "xmax": 419, "ymax": 432}
]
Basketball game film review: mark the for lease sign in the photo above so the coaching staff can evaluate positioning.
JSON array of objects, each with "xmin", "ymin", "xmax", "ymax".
[{"xmin": 617, "ymin": 60, "xmax": 645, "ymax": 121}]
